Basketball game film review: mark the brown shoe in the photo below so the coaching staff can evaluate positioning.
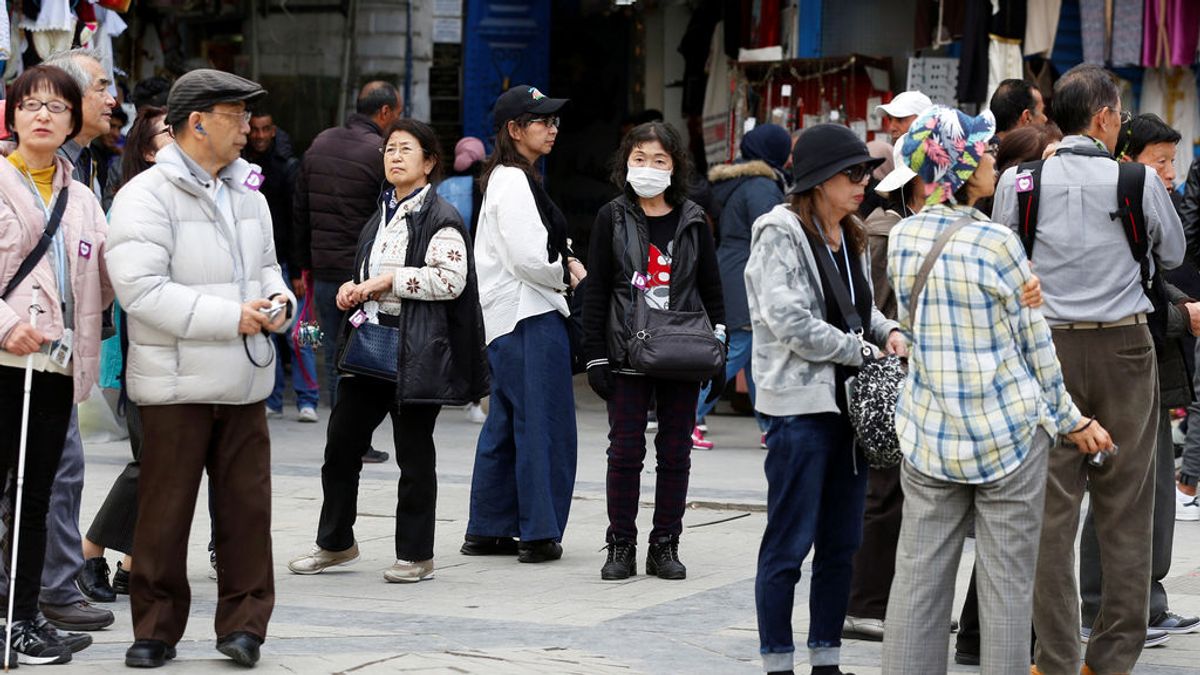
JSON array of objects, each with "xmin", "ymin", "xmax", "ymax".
[{"xmin": 39, "ymin": 600, "xmax": 115, "ymax": 631}]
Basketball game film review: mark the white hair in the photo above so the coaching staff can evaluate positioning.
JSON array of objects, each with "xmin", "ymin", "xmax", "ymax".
[{"xmin": 42, "ymin": 48, "xmax": 105, "ymax": 90}]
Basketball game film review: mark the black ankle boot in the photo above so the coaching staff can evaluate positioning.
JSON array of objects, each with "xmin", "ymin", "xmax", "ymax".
[
  {"xmin": 112, "ymin": 562, "xmax": 131, "ymax": 595},
  {"xmin": 646, "ymin": 535, "xmax": 686, "ymax": 580},
  {"xmin": 76, "ymin": 557, "xmax": 116, "ymax": 603},
  {"xmin": 600, "ymin": 540, "xmax": 636, "ymax": 580}
]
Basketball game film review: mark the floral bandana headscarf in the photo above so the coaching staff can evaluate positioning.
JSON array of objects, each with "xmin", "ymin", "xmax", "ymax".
[{"xmin": 901, "ymin": 105, "xmax": 996, "ymax": 205}]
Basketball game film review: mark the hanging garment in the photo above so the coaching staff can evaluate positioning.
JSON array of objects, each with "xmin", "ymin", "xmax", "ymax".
[
  {"xmin": 18, "ymin": 0, "xmax": 74, "ymax": 32},
  {"xmin": 916, "ymin": 0, "xmax": 968, "ymax": 50},
  {"xmin": 1140, "ymin": 67, "xmax": 1199, "ymax": 187},
  {"xmin": 1025, "ymin": 0, "xmax": 1062, "ymax": 56},
  {"xmin": 1079, "ymin": 0, "xmax": 1110, "ymax": 64},
  {"xmin": 1111, "ymin": 0, "xmax": 1144, "ymax": 66},
  {"xmin": 31, "ymin": 30, "xmax": 72, "ymax": 59},
  {"xmin": 987, "ymin": 35, "xmax": 1025, "ymax": 105},
  {"xmin": 1143, "ymin": 0, "xmax": 1200, "ymax": 67},
  {"xmin": 957, "ymin": 0, "xmax": 991, "ymax": 104},
  {"xmin": 90, "ymin": 6, "xmax": 127, "ymax": 97},
  {"xmin": 0, "ymin": 0, "xmax": 10, "ymax": 62}
]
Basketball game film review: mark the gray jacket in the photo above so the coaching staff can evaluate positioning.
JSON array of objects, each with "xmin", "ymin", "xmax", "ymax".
[{"xmin": 745, "ymin": 204, "xmax": 899, "ymax": 417}]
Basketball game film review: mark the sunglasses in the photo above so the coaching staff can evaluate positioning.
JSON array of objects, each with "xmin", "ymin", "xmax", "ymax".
[{"xmin": 840, "ymin": 163, "xmax": 872, "ymax": 183}]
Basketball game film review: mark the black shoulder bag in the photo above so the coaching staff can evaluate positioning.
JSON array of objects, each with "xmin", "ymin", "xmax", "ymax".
[
  {"xmin": 1, "ymin": 188, "xmax": 70, "ymax": 300},
  {"xmin": 621, "ymin": 209, "xmax": 725, "ymax": 382}
]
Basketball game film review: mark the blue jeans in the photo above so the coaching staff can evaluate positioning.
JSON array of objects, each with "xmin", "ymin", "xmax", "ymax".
[
  {"xmin": 267, "ymin": 332, "xmax": 319, "ymax": 411},
  {"xmin": 756, "ymin": 413, "xmax": 868, "ymax": 672},
  {"xmin": 696, "ymin": 328, "xmax": 766, "ymax": 431},
  {"xmin": 313, "ymin": 279, "xmax": 345, "ymax": 407},
  {"xmin": 467, "ymin": 311, "xmax": 578, "ymax": 542}
]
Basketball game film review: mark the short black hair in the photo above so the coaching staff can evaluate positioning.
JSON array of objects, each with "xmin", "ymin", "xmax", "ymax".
[
  {"xmin": 1116, "ymin": 113, "xmax": 1182, "ymax": 161},
  {"xmin": 1051, "ymin": 64, "xmax": 1119, "ymax": 136},
  {"xmin": 382, "ymin": 117, "xmax": 444, "ymax": 184},
  {"xmin": 250, "ymin": 109, "xmax": 273, "ymax": 121},
  {"xmin": 990, "ymin": 79, "xmax": 1038, "ymax": 133},
  {"xmin": 356, "ymin": 82, "xmax": 400, "ymax": 115},
  {"xmin": 611, "ymin": 121, "xmax": 693, "ymax": 207},
  {"xmin": 6, "ymin": 65, "xmax": 85, "ymax": 143},
  {"xmin": 132, "ymin": 76, "xmax": 171, "ymax": 109},
  {"xmin": 110, "ymin": 106, "xmax": 129, "ymax": 125}
]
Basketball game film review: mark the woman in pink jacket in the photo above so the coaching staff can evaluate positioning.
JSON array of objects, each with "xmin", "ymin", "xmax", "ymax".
[{"xmin": 0, "ymin": 65, "xmax": 112, "ymax": 665}]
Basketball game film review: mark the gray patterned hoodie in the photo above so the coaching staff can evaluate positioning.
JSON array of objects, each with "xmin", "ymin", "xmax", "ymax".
[{"xmin": 744, "ymin": 204, "xmax": 899, "ymax": 417}]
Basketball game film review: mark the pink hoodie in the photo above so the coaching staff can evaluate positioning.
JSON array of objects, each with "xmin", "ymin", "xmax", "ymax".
[{"xmin": 0, "ymin": 142, "xmax": 113, "ymax": 402}]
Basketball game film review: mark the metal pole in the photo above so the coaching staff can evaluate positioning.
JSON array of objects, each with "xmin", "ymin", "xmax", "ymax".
[
  {"xmin": 404, "ymin": 1, "xmax": 413, "ymax": 118},
  {"xmin": 337, "ymin": 0, "xmax": 360, "ymax": 124}
]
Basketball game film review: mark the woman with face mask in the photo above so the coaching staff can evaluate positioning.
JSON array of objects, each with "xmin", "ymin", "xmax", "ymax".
[{"xmin": 582, "ymin": 121, "xmax": 724, "ymax": 580}]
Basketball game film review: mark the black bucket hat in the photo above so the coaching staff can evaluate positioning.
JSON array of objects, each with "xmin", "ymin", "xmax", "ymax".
[{"xmin": 788, "ymin": 124, "xmax": 885, "ymax": 194}]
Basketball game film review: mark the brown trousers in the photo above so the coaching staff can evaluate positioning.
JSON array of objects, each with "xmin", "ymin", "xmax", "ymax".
[
  {"xmin": 131, "ymin": 402, "xmax": 275, "ymax": 645},
  {"xmin": 1033, "ymin": 325, "xmax": 1157, "ymax": 675}
]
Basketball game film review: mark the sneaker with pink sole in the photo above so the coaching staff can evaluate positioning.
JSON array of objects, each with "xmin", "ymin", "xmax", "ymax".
[{"xmin": 691, "ymin": 426, "xmax": 713, "ymax": 450}]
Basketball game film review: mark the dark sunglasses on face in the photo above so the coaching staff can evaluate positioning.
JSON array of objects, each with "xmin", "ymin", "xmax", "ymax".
[{"xmin": 841, "ymin": 163, "xmax": 871, "ymax": 183}]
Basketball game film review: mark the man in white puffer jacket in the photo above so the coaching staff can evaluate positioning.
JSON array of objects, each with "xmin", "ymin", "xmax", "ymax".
[{"xmin": 104, "ymin": 70, "xmax": 294, "ymax": 669}]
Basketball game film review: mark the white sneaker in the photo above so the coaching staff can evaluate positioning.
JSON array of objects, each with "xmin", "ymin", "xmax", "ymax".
[
  {"xmin": 1177, "ymin": 486, "xmax": 1200, "ymax": 521},
  {"xmin": 288, "ymin": 544, "xmax": 360, "ymax": 575},
  {"xmin": 297, "ymin": 407, "xmax": 319, "ymax": 423},
  {"xmin": 383, "ymin": 559, "xmax": 434, "ymax": 583},
  {"xmin": 266, "ymin": 407, "xmax": 283, "ymax": 419},
  {"xmin": 465, "ymin": 403, "xmax": 487, "ymax": 424}
]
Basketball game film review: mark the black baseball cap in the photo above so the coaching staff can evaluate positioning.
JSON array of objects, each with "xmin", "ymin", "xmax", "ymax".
[
  {"xmin": 492, "ymin": 84, "xmax": 568, "ymax": 129},
  {"xmin": 166, "ymin": 69, "xmax": 266, "ymax": 127}
]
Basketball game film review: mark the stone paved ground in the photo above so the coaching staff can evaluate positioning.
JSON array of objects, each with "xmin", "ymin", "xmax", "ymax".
[{"xmin": 67, "ymin": 380, "xmax": 1199, "ymax": 673}]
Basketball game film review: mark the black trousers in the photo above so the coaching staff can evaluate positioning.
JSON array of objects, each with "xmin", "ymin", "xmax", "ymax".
[
  {"xmin": 0, "ymin": 367, "xmax": 72, "ymax": 621},
  {"xmin": 317, "ymin": 375, "xmax": 441, "ymax": 561},
  {"xmin": 846, "ymin": 463, "xmax": 903, "ymax": 620},
  {"xmin": 86, "ymin": 402, "xmax": 142, "ymax": 554}
]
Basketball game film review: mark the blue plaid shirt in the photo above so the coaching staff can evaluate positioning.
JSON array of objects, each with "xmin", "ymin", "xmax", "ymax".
[{"xmin": 887, "ymin": 204, "xmax": 1082, "ymax": 484}]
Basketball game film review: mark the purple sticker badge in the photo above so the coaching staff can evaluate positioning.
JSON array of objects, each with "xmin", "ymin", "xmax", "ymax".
[
  {"xmin": 78, "ymin": 240, "xmax": 92, "ymax": 259},
  {"xmin": 349, "ymin": 310, "xmax": 368, "ymax": 327},
  {"xmin": 243, "ymin": 170, "xmax": 264, "ymax": 191},
  {"xmin": 631, "ymin": 272, "xmax": 649, "ymax": 292},
  {"xmin": 1015, "ymin": 173, "xmax": 1034, "ymax": 193}
]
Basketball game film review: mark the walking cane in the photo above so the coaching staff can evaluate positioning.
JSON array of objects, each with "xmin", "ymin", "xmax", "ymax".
[{"xmin": 5, "ymin": 284, "xmax": 41, "ymax": 672}]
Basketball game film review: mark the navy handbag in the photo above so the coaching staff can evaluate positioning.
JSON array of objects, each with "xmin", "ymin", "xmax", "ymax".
[{"xmin": 337, "ymin": 319, "xmax": 400, "ymax": 382}]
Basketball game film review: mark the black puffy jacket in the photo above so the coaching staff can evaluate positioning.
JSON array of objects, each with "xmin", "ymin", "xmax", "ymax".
[
  {"xmin": 336, "ymin": 193, "xmax": 490, "ymax": 406},
  {"xmin": 294, "ymin": 114, "xmax": 386, "ymax": 282}
]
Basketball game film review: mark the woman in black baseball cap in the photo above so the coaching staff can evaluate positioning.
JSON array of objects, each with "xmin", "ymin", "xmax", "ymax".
[
  {"xmin": 744, "ymin": 123, "xmax": 906, "ymax": 675},
  {"xmin": 461, "ymin": 84, "xmax": 585, "ymax": 564}
]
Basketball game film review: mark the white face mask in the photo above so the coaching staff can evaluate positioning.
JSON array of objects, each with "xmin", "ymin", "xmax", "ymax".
[{"xmin": 627, "ymin": 166, "xmax": 672, "ymax": 198}]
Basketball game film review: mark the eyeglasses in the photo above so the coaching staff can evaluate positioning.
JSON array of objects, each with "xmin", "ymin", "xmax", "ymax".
[
  {"xmin": 204, "ymin": 110, "xmax": 252, "ymax": 124},
  {"xmin": 156, "ymin": 126, "xmax": 175, "ymax": 139},
  {"xmin": 526, "ymin": 116, "xmax": 561, "ymax": 128},
  {"xmin": 840, "ymin": 164, "xmax": 871, "ymax": 183},
  {"xmin": 18, "ymin": 99, "xmax": 71, "ymax": 114},
  {"xmin": 379, "ymin": 145, "xmax": 421, "ymax": 158}
]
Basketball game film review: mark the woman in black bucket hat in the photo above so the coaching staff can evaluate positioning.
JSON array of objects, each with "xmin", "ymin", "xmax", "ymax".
[{"xmin": 745, "ymin": 124, "xmax": 906, "ymax": 675}]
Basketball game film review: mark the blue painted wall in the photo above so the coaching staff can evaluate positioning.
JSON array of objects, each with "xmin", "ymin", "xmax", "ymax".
[{"xmin": 462, "ymin": 0, "xmax": 552, "ymax": 144}]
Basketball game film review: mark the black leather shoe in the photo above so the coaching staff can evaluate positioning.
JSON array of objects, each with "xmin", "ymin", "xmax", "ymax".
[
  {"xmin": 517, "ymin": 539, "xmax": 563, "ymax": 563},
  {"xmin": 362, "ymin": 447, "xmax": 389, "ymax": 464},
  {"xmin": 646, "ymin": 535, "xmax": 686, "ymax": 580},
  {"xmin": 216, "ymin": 631, "xmax": 261, "ymax": 667},
  {"xmin": 600, "ymin": 540, "xmax": 636, "ymax": 580},
  {"xmin": 112, "ymin": 562, "xmax": 131, "ymax": 595},
  {"xmin": 459, "ymin": 535, "xmax": 518, "ymax": 556},
  {"xmin": 76, "ymin": 557, "xmax": 116, "ymax": 603},
  {"xmin": 125, "ymin": 640, "xmax": 176, "ymax": 668}
]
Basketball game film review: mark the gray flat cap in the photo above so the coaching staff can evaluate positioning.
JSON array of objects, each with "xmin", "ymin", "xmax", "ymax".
[{"xmin": 166, "ymin": 69, "xmax": 266, "ymax": 126}]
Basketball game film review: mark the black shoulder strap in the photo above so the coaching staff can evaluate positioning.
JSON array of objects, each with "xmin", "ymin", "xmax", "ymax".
[
  {"xmin": 1, "ymin": 188, "xmax": 70, "ymax": 300},
  {"xmin": 1112, "ymin": 161, "xmax": 1149, "ymax": 263},
  {"xmin": 1015, "ymin": 159, "xmax": 1044, "ymax": 259},
  {"xmin": 811, "ymin": 235, "xmax": 864, "ymax": 335}
]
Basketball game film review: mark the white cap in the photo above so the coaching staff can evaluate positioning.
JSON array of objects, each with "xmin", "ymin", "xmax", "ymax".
[
  {"xmin": 875, "ymin": 138, "xmax": 918, "ymax": 196},
  {"xmin": 876, "ymin": 91, "xmax": 934, "ymax": 119}
]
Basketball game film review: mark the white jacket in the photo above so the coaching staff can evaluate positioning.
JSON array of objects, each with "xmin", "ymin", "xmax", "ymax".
[
  {"xmin": 105, "ymin": 144, "xmax": 295, "ymax": 405},
  {"xmin": 474, "ymin": 165, "xmax": 568, "ymax": 344}
]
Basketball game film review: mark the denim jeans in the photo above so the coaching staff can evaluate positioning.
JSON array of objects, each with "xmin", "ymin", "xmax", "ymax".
[
  {"xmin": 696, "ymin": 328, "xmax": 766, "ymax": 431},
  {"xmin": 313, "ymin": 279, "xmax": 345, "ymax": 407},
  {"xmin": 756, "ymin": 413, "xmax": 868, "ymax": 672},
  {"xmin": 267, "ymin": 332, "xmax": 319, "ymax": 412},
  {"xmin": 467, "ymin": 311, "xmax": 578, "ymax": 542}
]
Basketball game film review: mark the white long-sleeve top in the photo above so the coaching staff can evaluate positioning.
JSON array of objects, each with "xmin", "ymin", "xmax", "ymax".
[{"xmin": 473, "ymin": 165, "xmax": 568, "ymax": 344}]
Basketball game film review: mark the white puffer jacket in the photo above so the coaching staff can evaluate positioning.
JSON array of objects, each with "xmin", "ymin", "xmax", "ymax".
[{"xmin": 105, "ymin": 144, "xmax": 295, "ymax": 405}]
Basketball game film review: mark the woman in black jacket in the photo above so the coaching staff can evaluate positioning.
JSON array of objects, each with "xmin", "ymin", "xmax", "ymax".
[
  {"xmin": 583, "ymin": 121, "xmax": 725, "ymax": 580},
  {"xmin": 287, "ymin": 119, "xmax": 488, "ymax": 583}
]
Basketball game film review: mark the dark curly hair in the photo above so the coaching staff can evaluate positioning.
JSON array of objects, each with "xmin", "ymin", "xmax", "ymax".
[{"xmin": 611, "ymin": 121, "xmax": 692, "ymax": 207}]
